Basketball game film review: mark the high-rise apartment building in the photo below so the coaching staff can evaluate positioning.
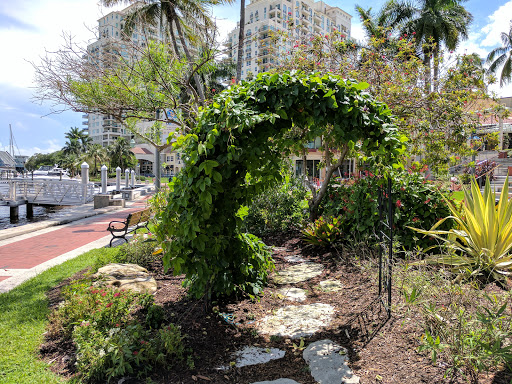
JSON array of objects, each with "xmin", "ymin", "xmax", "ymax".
[
  {"xmin": 226, "ymin": 0, "xmax": 351, "ymax": 80},
  {"xmin": 85, "ymin": 3, "xmax": 175, "ymax": 148},
  {"xmin": 83, "ymin": 4, "xmax": 184, "ymax": 177}
]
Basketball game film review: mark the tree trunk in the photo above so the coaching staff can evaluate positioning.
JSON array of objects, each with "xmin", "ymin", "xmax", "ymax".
[
  {"xmin": 236, "ymin": 0, "xmax": 245, "ymax": 83},
  {"xmin": 308, "ymin": 144, "xmax": 349, "ymax": 221},
  {"xmin": 173, "ymin": 18, "xmax": 206, "ymax": 103}
]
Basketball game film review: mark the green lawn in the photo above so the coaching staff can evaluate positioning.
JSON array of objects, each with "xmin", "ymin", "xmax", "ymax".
[
  {"xmin": 451, "ymin": 190, "xmax": 465, "ymax": 202},
  {"xmin": 0, "ymin": 248, "xmax": 118, "ymax": 384}
]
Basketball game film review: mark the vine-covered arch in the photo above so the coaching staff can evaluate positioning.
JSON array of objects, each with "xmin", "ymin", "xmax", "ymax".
[{"xmin": 155, "ymin": 71, "xmax": 405, "ymax": 298}]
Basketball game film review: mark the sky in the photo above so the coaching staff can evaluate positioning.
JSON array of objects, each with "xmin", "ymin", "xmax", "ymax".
[{"xmin": 0, "ymin": 0, "xmax": 512, "ymax": 157}]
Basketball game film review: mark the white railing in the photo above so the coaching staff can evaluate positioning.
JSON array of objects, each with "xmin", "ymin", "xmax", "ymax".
[{"xmin": 5, "ymin": 179, "xmax": 96, "ymax": 205}]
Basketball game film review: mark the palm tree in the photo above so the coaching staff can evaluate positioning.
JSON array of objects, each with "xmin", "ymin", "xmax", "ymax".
[
  {"xmin": 355, "ymin": 2, "xmax": 403, "ymax": 40},
  {"xmin": 65, "ymin": 127, "xmax": 92, "ymax": 153},
  {"xmin": 487, "ymin": 23, "xmax": 512, "ymax": 87},
  {"xmin": 108, "ymin": 137, "xmax": 134, "ymax": 171},
  {"xmin": 390, "ymin": 0, "xmax": 473, "ymax": 91},
  {"xmin": 87, "ymin": 144, "xmax": 108, "ymax": 176},
  {"xmin": 62, "ymin": 138, "xmax": 82, "ymax": 156}
]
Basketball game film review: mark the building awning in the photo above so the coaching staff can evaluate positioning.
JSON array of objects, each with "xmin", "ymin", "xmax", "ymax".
[{"xmin": 131, "ymin": 147, "xmax": 154, "ymax": 155}]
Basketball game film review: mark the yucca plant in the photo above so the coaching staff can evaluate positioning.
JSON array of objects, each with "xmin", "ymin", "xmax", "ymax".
[{"xmin": 409, "ymin": 176, "xmax": 512, "ymax": 282}]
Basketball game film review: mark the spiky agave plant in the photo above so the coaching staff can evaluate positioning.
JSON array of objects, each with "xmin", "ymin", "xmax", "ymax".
[{"xmin": 409, "ymin": 176, "xmax": 512, "ymax": 282}]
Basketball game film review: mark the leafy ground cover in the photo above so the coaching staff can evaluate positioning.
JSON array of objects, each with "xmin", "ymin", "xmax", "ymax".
[{"xmin": 34, "ymin": 232, "xmax": 512, "ymax": 384}]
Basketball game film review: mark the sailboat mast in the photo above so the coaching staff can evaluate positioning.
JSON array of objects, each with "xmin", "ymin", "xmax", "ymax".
[{"xmin": 9, "ymin": 124, "xmax": 14, "ymax": 158}]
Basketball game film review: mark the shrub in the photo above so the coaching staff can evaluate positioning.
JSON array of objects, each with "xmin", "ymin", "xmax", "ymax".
[
  {"xmin": 50, "ymin": 282, "xmax": 153, "ymax": 338},
  {"xmin": 302, "ymin": 216, "xmax": 343, "ymax": 247},
  {"xmin": 419, "ymin": 294, "xmax": 512, "ymax": 378},
  {"xmin": 73, "ymin": 322, "xmax": 185, "ymax": 382},
  {"xmin": 115, "ymin": 235, "xmax": 159, "ymax": 268},
  {"xmin": 320, "ymin": 170, "xmax": 453, "ymax": 250},
  {"xmin": 50, "ymin": 280, "xmax": 185, "ymax": 383},
  {"xmin": 243, "ymin": 172, "xmax": 308, "ymax": 236}
]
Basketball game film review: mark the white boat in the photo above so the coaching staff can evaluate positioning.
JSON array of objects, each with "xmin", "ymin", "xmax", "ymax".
[{"xmin": 33, "ymin": 165, "xmax": 71, "ymax": 179}]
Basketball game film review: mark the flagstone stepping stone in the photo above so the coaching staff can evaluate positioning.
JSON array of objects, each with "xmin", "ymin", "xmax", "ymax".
[
  {"xmin": 284, "ymin": 255, "xmax": 306, "ymax": 263},
  {"xmin": 318, "ymin": 280, "xmax": 343, "ymax": 292},
  {"xmin": 251, "ymin": 380, "xmax": 300, "ymax": 384},
  {"xmin": 272, "ymin": 262, "xmax": 324, "ymax": 284},
  {"xmin": 232, "ymin": 346, "xmax": 286, "ymax": 368},
  {"xmin": 257, "ymin": 303, "xmax": 335, "ymax": 339},
  {"xmin": 303, "ymin": 340, "xmax": 360, "ymax": 384},
  {"xmin": 277, "ymin": 287, "xmax": 307, "ymax": 302},
  {"xmin": 93, "ymin": 263, "xmax": 157, "ymax": 294}
]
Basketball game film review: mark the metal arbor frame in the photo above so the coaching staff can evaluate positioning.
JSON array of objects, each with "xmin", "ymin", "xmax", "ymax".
[
  {"xmin": 377, "ymin": 177, "xmax": 393, "ymax": 317},
  {"xmin": 345, "ymin": 177, "xmax": 394, "ymax": 345}
]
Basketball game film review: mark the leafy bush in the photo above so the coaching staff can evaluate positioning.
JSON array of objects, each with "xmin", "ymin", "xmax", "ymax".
[
  {"xmin": 410, "ymin": 176, "xmax": 512, "ymax": 282},
  {"xmin": 50, "ymin": 281, "xmax": 185, "ymax": 383},
  {"xmin": 463, "ymin": 159, "xmax": 497, "ymax": 184},
  {"xmin": 320, "ymin": 170, "xmax": 453, "ymax": 250},
  {"xmin": 243, "ymin": 172, "xmax": 308, "ymax": 235},
  {"xmin": 302, "ymin": 216, "xmax": 343, "ymax": 247},
  {"xmin": 182, "ymin": 233, "xmax": 275, "ymax": 299},
  {"xmin": 73, "ymin": 322, "xmax": 184, "ymax": 382},
  {"xmin": 419, "ymin": 294, "xmax": 512, "ymax": 378},
  {"xmin": 50, "ymin": 282, "xmax": 153, "ymax": 338},
  {"xmin": 115, "ymin": 235, "xmax": 159, "ymax": 268}
]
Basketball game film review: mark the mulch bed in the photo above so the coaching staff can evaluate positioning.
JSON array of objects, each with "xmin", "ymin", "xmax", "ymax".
[{"xmin": 40, "ymin": 232, "xmax": 512, "ymax": 383}]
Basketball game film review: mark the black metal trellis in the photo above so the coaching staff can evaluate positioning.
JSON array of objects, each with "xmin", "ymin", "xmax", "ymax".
[
  {"xmin": 345, "ymin": 177, "xmax": 393, "ymax": 345},
  {"xmin": 377, "ymin": 177, "xmax": 393, "ymax": 317}
]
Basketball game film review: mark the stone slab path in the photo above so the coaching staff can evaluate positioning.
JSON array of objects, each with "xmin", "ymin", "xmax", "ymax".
[{"xmin": 245, "ymin": 253, "xmax": 360, "ymax": 383}]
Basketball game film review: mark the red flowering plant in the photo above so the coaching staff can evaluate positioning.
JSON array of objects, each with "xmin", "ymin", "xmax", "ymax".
[
  {"xmin": 319, "ymin": 170, "xmax": 454, "ymax": 251},
  {"xmin": 48, "ymin": 279, "xmax": 187, "ymax": 382},
  {"xmin": 51, "ymin": 281, "xmax": 153, "ymax": 338}
]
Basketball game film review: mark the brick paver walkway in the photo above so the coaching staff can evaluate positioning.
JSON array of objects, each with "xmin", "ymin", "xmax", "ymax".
[{"xmin": 0, "ymin": 197, "xmax": 150, "ymax": 276}]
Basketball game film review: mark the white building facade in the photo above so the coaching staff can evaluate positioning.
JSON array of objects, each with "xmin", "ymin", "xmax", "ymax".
[{"xmin": 226, "ymin": 0, "xmax": 351, "ymax": 80}]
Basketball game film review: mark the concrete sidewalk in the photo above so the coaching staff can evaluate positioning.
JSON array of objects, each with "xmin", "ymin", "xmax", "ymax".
[{"xmin": 0, "ymin": 195, "xmax": 153, "ymax": 293}]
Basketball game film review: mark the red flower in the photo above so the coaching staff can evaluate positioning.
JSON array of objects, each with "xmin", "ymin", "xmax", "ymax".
[
  {"xmin": 396, "ymin": 200, "xmax": 402, "ymax": 208},
  {"xmin": 412, "ymin": 217, "xmax": 419, "ymax": 222},
  {"xmin": 101, "ymin": 292, "xmax": 107, "ymax": 297},
  {"xmin": 114, "ymin": 292, "xmax": 120, "ymax": 297},
  {"xmin": 106, "ymin": 302, "xmax": 113, "ymax": 308},
  {"xmin": 212, "ymin": 88, "xmax": 216, "ymax": 93},
  {"xmin": 424, "ymin": 199, "xmax": 431, "ymax": 204},
  {"xmin": 133, "ymin": 351, "xmax": 139, "ymax": 356}
]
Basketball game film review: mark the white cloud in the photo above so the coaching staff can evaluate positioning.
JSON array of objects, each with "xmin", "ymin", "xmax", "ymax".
[
  {"xmin": 350, "ymin": 21, "xmax": 366, "ymax": 43},
  {"xmin": 0, "ymin": 0, "xmax": 124, "ymax": 89},
  {"xmin": 214, "ymin": 18, "xmax": 237, "ymax": 44},
  {"xmin": 17, "ymin": 140, "xmax": 62, "ymax": 156},
  {"xmin": 480, "ymin": 1, "xmax": 512, "ymax": 47}
]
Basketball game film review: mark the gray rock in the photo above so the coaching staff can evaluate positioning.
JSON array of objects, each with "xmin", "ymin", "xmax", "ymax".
[
  {"xmin": 284, "ymin": 255, "xmax": 306, "ymax": 263},
  {"xmin": 303, "ymin": 340, "xmax": 360, "ymax": 384},
  {"xmin": 233, "ymin": 346, "xmax": 286, "ymax": 368},
  {"xmin": 251, "ymin": 380, "xmax": 300, "ymax": 384},
  {"xmin": 318, "ymin": 280, "xmax": 343, "ymax": 292},
  {"xmin": 277, "ymin": 287, "xmax": 307, "ymax": 302},
  {"xmin": 257, "ymin": 303, "xmax": 335, "ymax": 339},
  {"xmin": 93, "ymin": 263, "xmax": 157, "ymax": 294},
  {"xmin": 272, "ymin": 262, "xmax": 324, "ymax": 284}
]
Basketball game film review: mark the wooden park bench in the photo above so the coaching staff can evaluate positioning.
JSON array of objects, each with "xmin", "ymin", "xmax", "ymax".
[{"xmin": 107, "ymin": 207, "xmax": 151, "ymax": 247}]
